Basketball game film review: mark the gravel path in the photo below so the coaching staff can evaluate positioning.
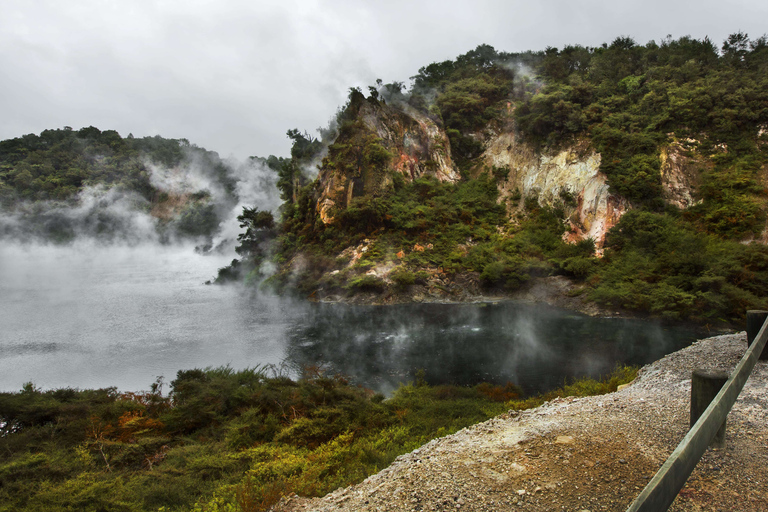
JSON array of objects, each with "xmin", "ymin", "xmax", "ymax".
[{"xmin": 275, "ymin": 333, "xmax": 768, "ymax": 511}]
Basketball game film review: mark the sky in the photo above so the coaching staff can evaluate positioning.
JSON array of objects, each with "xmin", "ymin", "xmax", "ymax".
[{"xmin": 2, "ymin": 0, "xmax": 767, "ymax": 160}]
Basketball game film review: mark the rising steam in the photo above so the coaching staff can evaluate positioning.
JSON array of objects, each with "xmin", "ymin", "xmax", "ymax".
[{"xmin": 0, "ymin": 148, "xmax": 282, "ymax": 250}]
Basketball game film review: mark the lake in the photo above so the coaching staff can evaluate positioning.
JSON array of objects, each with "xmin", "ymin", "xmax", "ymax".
[{"xmin": 0, "ymin": 243, "xmax": 705, "ymax": 395}]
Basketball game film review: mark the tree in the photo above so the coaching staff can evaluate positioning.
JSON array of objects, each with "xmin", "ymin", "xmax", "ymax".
[
  {"xmin": 275, "ymin": 129, "xmax": 324, "ymax": 203},
  {"xmin": 722, "ymin": 31, "xmax": 750, "ymax": 66},
  {"xmin": 235, "ymin": 207, "xmax": 276, "ymax": 261}
]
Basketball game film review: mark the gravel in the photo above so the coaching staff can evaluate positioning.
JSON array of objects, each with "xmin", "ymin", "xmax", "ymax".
[{"xmin": 274, "ymin": 332, "xmax": 768, "ymax": 512}]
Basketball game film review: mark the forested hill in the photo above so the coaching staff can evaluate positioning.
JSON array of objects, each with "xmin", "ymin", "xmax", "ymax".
[
  {"xmin": 0, "ymin": 126, "xmax": 278, "ymax": 244},
  {"xmin": 227, "ymin": 33, "xmax": 768, "ymax": 326}
]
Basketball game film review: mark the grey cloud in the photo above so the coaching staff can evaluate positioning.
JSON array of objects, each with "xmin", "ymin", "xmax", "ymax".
[{"xmin": 1, "ymin": 0, "xmax": 766, "ymax": 160}]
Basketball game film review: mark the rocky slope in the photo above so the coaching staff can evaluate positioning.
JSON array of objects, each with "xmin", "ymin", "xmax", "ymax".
[
  {"xmin": 268, "ymin": 82, "xmax": 768, "ymax": 325},
  {"xmin": 482, "ymin": 129, "xmax": 715, "ymax": 252},
  {"xmin": 482, "ymin": 131, "xmax": 627, "ymax": 253},
  {"xmin": 275, "ymin": 333, "xmax": 768, "ymax": 511},
  {"xmin": 317, "ymin": 97, "xmax": 710, "ymax": 252},
  {"xmin": 316, "ymin": 99, "xmax": 460, "ymax": 224}
]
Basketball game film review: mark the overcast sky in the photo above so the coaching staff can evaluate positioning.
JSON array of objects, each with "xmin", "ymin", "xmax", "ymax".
[{"xmin": 2, "ymin": 0, "xmax": 766, "ymax": 160}]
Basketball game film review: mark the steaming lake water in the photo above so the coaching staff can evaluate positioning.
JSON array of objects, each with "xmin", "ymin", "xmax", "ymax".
[
  {"xmin": 0, "ymin": 243, "xmax": 289, "ymax": 392},
  {"xmin": 0, "ymin": 243, "xmax": 705, "ymax": 395}
]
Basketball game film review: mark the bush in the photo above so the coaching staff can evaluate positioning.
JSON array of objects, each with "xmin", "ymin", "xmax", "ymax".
[
  {"xmin": 346, "ymin": 275, "xmax": 386, "ymax": 292},
  {"xmin": 390, "ymin": 267, "xmax": 416, "ymax": 286},
  {"xmin": 588, "ymin": 210, "xmax": 768, "ymax": 322}
]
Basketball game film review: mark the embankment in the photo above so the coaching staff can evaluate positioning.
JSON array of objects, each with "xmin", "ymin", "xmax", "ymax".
[{"xmin": 277, "ymin": 332, "xmax": 768, "ymax": 511}]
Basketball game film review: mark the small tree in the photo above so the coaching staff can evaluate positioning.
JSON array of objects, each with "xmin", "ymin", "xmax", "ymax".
[
  {"xmin": 215, "ymin": 207, "xmax": 276, "ymax": 283},
  {"xmin": 235, "ymin": 207, "xmax": 276, "ymax": 260}
]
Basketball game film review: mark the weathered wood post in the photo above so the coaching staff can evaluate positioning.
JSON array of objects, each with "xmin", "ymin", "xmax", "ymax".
[
  {"xmin": 746, "ymin": 310, "xmax": 768, "ymax": 360},
  {"xmin": 690, "ymin": 369, "xmax": 728, "ymax": 449}
]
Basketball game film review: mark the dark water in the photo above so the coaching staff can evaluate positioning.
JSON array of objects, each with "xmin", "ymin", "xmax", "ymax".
[
  {"xmin": 285, "ymin": 302, "xmax": 706, "ymax": 395},
  {"xmin": 0, "ymin": 244, "xmax": 706, "ymax": 395}
]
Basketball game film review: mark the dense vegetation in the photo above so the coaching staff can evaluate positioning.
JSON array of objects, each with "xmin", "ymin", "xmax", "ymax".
[
  {"xmin": 0, "ymin": 126, "xmax": 238, "ymax": 242},
  {"xmin": 224, "ymin": 33, "xmax": 768, "ymax": 325},
  {"xmin": 512, "ymin": 33, "xmax": 768, "ymax": 322},
  {"xmin": 0, "ymin": 126, "xmax": 234, "ymax": 203},
  {"xmin": 260, "ymin": 170, "xmax": 594, "ymax": 299},
  {"xmin": 0, "ymin": 366, "xmax": 636, "ymax": 512},
  {"xmin": 513, "ymin": 34, "xmax": 768, "ymax": 225}
]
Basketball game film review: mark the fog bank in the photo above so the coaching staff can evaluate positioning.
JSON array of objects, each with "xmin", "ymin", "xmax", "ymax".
[{"xmin": 0, "ymin": 242, "xmax": 290, "ymax": 392}]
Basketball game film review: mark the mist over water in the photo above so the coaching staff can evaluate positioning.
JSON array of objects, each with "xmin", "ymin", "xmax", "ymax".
[
  {"xmin": 0, "ymin": 242, "xmax": 290, "ymax": 392},
  {"xmin": 285, "ymin": 302, "xmax": 705, "ymax": 395},
  {"xmin": 0, "ymin": 246, "xmax": 704, "ymax": 395}
]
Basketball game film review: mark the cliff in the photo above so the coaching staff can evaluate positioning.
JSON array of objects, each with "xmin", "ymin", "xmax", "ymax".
[
  {"xmin": 314, "ymin": 98, "xmax": 719, "ymax": 257},
  {"xmin": 265, "ymin": 91, "xmax": 768, "ymax": 324},
  {"xmin": 316, "ymin": 98, "xmax": 460, "ymax": 224},
  {"xmin": 482, "ymin": 132, "xmax": 627, "ymax": 253}
]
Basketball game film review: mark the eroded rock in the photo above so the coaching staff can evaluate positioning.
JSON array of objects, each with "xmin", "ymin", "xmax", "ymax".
[
  {"xmin": 482, "ymin": 132, "xmax": 628, "ymax": 251},
  {"xmin": 316, "ymin": 100, "xmax": 459, "ymax": 224}
]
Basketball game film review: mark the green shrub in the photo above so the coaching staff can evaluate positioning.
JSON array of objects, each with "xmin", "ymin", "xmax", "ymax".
[
  {"xmin": 588, "ymin": 210, "xmax": 768, "ymax": 322},
  {"xmin": 390, "ymin": 267, "xmax": 416, "ymax": 286},
  {"xmin": 346, "ymin": 275, "xmax": 386, "ymax": 292}
]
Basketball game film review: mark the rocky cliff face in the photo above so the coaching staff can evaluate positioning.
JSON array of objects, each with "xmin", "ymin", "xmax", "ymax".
[
  {"xmin": 315, "ymin": 101, "xmax": 711, "ymax": 252},
  {"xmin": 482, "ymin": 132, "xmax": 722, "ymax": 251},
  {"xmin": 482, "ymin": 132, "xmax": 628, "ymax": 251},
  {"xmin": 360, "ymin": 102, "xmax": 459, "ymax": 183},
  {"xmin": 659, "ymin": 138, "xmax": 705, "ymax": 209},
  {"xmin": 316, "ymin": 100, "xmax": 459, "ymax": 224}
]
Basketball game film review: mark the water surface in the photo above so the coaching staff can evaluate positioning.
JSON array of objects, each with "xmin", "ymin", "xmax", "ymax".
[
  {"xmin": 0, "ymin": 243, "xmax": 705, "ymax": 395},
  {"xmin": 286, "ymin": 302, "xmax": 705, "ymax": 395},
  {"xmin": 0, "ymin": 243, "xmax": 288, "ymax": 392}
]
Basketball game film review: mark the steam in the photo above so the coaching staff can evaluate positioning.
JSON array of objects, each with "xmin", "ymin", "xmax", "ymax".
[
  {"xmin": 146, "ymin": 158, "xmax": 223, "ymax": 198},
  {"xmin": 0, "ymin": 240, "xmax": 292, "ymax": 392},
  {"xmin": 209, "ymin": 156, "xmax": 281, "ymax": 252},
  {"xmin": 0, "ymin": 140, "xmax": 294, "ymax": 393},
  {"xmin": 497, "ymin": 60, "xmax": 545, "ymax": 94},
  {"xmin": 282, "ymin": 302, "xmax": 704, "ymax": 396},
  {"xmin": 0, "ymin": 148, "xmax": 282, "ymax": 252},
  {"xmin": 0, "ymin": 185, "xmax": 160, "ymax": 244}
]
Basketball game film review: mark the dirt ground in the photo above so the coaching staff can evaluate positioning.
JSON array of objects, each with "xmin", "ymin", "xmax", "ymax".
[{"xmin": 274, "ymin": 333, "xmax": 768, "ymax": 512}]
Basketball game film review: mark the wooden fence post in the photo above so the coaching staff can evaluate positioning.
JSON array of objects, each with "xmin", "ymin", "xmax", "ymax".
[
  {"xmin": 626, "ymin": 310, "xmax": 768, "ymax": 512},
  {"xmin": 690, "ymin": 369, "xmax": 728, "ymax": 449},
  {"xmin": 746, "ymin": 310, "xmax": 768, "ymax": 360}
]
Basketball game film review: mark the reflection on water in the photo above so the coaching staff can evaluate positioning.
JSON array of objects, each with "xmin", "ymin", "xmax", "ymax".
[
  {"xmin": 0, "ymin": 243, "xmax": 707, "ymax": 395},
  {"xmin": 285, "ymin": 302, "xmax": 706, "ymax": 395}
]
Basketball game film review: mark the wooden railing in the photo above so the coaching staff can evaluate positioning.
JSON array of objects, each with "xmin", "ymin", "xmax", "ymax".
[{"xmin": 626, "ymin": 310, "xmax": 768, "ymax": 511}]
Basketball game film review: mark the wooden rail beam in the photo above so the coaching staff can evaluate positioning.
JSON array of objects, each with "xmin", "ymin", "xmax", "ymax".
[{"xmin": 626, "ymin": 316, "xmax": 768, "ymax": 512}]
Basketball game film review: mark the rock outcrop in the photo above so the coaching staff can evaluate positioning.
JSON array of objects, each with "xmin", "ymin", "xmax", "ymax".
[
  {"xmin": 315, "ymin": 100, "xmax": 709, "ymax": 252},
  {"xmin": 316, "ymin": 100, "xmax": 459, "ymax": 224},
  {"xmin": 482, "ymin": 132, "xmax": 629, "ymax": 251},
  {"xmin": 659, "ymin": 138, "xmax": 706, "ymax": 209}
]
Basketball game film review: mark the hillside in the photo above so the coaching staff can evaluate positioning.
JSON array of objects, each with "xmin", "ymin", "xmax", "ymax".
[
  {"xmin": 0, "ymin": 126, "xmax": 278, "ymax": 245},
  {"xmin": 227, "ymin": 34, "xmax": 768, "ymax": 326}
]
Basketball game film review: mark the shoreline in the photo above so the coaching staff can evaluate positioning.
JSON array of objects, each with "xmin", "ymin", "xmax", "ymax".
[
  {"xmin": 307, "ymin": 275, "xmax": 737, "ymax": 331},
  {"xmin": 313, "ymin": 275, "xmax": 618, "ymax": 317}
]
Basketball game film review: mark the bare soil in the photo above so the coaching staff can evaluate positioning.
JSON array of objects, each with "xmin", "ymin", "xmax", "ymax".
[{"xmin": 274, "ymin": 333, "xmax": 768, "ymax": 511}]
